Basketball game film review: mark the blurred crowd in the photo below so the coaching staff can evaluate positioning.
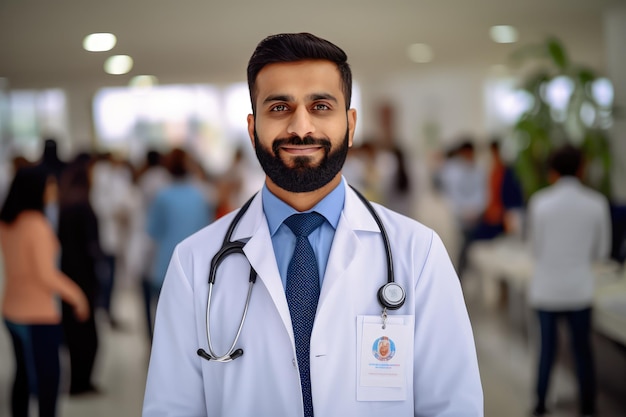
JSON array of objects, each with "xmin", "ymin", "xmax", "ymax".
[{"xmin": 0, "ymin": 138, "xmax": 267, "ymax": 415}]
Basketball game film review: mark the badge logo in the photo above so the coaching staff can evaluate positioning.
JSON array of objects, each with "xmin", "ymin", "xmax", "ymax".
[{"xmin": 372, "ymin": 336, "xmax": 395, "ymax": 361}]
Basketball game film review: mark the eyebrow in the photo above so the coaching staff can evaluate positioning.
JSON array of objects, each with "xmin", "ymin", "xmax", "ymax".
[{"xmin": 262, "ymin": 93, "xmax": 338, "ymax": 105}]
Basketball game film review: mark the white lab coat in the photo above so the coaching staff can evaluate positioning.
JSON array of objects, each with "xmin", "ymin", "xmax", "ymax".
[{"xmin": 143, "ymin": 183, "xmax": 483, "ymax": 416}]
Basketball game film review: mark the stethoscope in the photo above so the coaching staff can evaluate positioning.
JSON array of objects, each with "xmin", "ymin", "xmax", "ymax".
[{"xmin": 197, "ymin": 186, "xmax": 405, "ymax": 362}]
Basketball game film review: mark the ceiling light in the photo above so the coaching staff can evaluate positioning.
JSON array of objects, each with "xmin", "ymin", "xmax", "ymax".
[
  {"xmin": 83, "ymin": 33, "xmax": 117, "ymax": 52},
  {"xmin": 407, "ymin": 43, "xmax": 433, "ymax": 63},
  {"xmin": 489, "ymin": 25, "xmax": 518, "ymax": 44},
  {"xmin": 104, "ymin": 55, "xmax": 133, "ymax": 75}
]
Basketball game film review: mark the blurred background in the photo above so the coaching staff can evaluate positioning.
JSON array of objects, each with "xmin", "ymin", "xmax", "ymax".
[{"xmin": 0, "ymin": 0, "xmax": 625, "ymax": 416}]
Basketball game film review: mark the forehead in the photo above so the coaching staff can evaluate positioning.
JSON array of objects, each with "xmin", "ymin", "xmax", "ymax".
[{"xmin": 254, "ymin": 60, "xmax": 345, "ymax": 104}]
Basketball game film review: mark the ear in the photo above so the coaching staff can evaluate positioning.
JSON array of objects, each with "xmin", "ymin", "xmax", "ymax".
[
  {"xmin": 247, "ymin": 114, "xmax": 256, "ymax": 148},
  {"xmin": 347, "ymin": 108, "xmax": 357, "ymax": 148}
]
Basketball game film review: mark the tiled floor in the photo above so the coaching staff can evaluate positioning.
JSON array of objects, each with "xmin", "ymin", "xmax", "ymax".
[{"xmin": 1, "ymin": 275, "xmax": 625, "ymax": 417}]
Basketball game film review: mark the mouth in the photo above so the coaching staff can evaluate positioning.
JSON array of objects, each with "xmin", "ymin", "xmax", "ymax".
[{"xmin": 279, "ymin": 144, "xmax": 324, "ymax": 156}]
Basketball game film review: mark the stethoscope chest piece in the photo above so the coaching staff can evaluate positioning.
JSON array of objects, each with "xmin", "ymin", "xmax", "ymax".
[{"xmin": 378, "ymin": 282, "xmax": 405, "ymax": 310}]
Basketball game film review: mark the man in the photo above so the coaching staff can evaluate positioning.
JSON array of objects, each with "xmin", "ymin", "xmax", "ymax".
[
  {"xmin": 143, "ymin": 32, "xmax": 483, "ymax": 416},
  {"xmin": 527, "ymin": 145, "xmax": 611, "ymax": 417},
  {"xmin": 437, "ymin": 139, "xmax": 487, "ymax": 277}
]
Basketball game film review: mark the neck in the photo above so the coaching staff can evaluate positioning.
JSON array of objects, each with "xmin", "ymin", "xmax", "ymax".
[{"xmin": 266, "ymin": 173, "xmax": 342, "ymax": 212}]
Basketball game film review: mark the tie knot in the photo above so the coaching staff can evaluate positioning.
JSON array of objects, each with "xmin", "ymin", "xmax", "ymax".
[{"xmin": 284, "ymin": 212, "xmax": 325, "ymax": 237}]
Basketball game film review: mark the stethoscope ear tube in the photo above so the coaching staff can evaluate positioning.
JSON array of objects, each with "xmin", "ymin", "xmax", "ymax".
[
  {"xmin": 349, "ymin": 186, "xmax": 405, "ymax": 311},
  {"xmin": 200, "ymin": 278, "xmax": 255, "ymax": 362}
]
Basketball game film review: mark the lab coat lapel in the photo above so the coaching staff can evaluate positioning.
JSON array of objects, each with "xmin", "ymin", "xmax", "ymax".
[
  {"xmin": 318, "ymin": 186, "xmax": 380, "ymax": 310},
  {"xmin": 232, "ymin": 195, "xmax": 295, "ymax": 343}
]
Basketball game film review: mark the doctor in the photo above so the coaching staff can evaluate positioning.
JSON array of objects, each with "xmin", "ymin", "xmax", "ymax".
[{"xmin": 143, "ymin": 32, "xmax": 483, "ymax": 416}]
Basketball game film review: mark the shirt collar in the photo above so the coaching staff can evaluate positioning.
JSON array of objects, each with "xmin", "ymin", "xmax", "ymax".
[
  {"xmin": 262, "ymin": 179, "xmax": 345, "ymax": 236},
  {"xmin": 555, "ymin": 176, "xmax": 581, "ymax": 186}
]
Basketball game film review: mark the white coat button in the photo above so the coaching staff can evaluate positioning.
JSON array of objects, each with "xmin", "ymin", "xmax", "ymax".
[{"xmin": 292, "ymin": 358, "xmax": 297, "ymax": 369}]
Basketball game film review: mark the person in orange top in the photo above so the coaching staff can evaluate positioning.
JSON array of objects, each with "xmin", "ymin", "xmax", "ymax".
[
  {"xmin": 473, "ymin": 140, "xmax": 524, "ymax": 240},
  {"xmin": 0, "ymin": 165, "xmax": 89, "ymax": 417}
]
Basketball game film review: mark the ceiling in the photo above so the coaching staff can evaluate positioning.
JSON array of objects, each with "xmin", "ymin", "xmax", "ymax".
[{"xmin": 0, "ymin": 0, "xmax": 622, "ymax": 90}]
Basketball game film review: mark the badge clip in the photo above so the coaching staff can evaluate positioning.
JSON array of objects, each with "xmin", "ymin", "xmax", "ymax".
[{"xmin": 381, "ymin": 308, "xmax": 388, "ymax": 330}]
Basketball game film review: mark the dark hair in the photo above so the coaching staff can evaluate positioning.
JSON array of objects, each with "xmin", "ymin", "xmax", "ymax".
[
  {"xmin": 247, "ymin": 32, "xmax": 352, "ymax": 112},
  {"xmin": 166, "ymin": 148, "xmax": 188, "ymax": 179},
  {"xmin": 58, "ymin": 155, "xmax": 92, "ymax": 209},
  {"xmin": 548, "ymin": 144, "xmax": 582, "ymax": 177},
  {"xmin": 146, "ymin": 150, "xmax": 162, "ymax": 167},
  {"xmin": 457, "ymin": 140, "xmax": 475, "ymax": 153},
  {"xmin": 0, "ymin": 165, "xmax": 49, "ymax": 223}
]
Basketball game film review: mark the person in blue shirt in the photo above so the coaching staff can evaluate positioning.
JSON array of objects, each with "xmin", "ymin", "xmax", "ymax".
[{"xmin": 145, "ymin": 148, "xmax": 213, "ymax": 337}]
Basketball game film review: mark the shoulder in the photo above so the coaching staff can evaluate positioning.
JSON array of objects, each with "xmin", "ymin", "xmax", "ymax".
[
  {"xmin": 527, "ymin": 186, "xmax": 552, "ymax": 206},
  {"xmin": 19, "ymin": 210, "xmax": 49, "ymax": 226},
  {"xmin": 16, "ymin": 211, "xmax": 55, "ymax": 238},
  {"xmin": 579, "ymin": 186, "xmax": 610, "ymax": 211}
]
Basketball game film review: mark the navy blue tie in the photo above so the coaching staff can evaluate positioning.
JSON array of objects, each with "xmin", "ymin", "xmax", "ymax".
[{"xmin": 284, "ymin": 212, "xmax": 325, "ymax": 417}]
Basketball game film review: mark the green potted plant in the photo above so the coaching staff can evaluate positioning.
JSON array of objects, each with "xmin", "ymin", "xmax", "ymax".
[{"xmin": 509, "ymin": 37, "xmax": 613, "ymax": 200}]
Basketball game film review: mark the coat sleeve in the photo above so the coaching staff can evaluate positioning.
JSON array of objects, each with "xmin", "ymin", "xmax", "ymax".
[
  {"xmin": 413, "ymin": 231, "xmax": 484, "ymax": 416},
  {"xmin": 143, "ymin": 245, "xmax": 207, "ymax": 417}
]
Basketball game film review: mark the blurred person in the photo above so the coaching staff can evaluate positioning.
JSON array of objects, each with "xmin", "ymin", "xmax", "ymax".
[
  {"xmin": 135, "ymin": 150, "xmax": 171, "ymax": 203},
  {"xmin": 527, "ymin": 145, "xmax": 611, "ymax": 417},
  {"xmin": 437, "ymin": 139, "xmax": 487, "ymax": 276},
  {"xmin": 90, "ymin": 152, "xmax": 133, "ymax": 328},
  {"xmin": 144, "ymin": 148, "xmax": 212, "ymax": 338},
  {"xmin": 37, "ymin": 138, "xmax": 67, "ymax": 181},
  {"xmin": 381, "ymin": 145, "xmax": 414, "ymax": 217},
  {"xmin": 0, "ymin": 155, "xmax": 32, "ymax": 208},
  {"xmin": 37, "ymin": 138, "xmax": 67, "ymax": 233},
  {"xmin": 57, "ymin": 153, "xmax": 103, "ymax": 395},
  {"xmin": 343, "ymin": 141, "xmax": 384, "ymax": 203},
  {"xmin": 0, "ymin": 165, "xmax": 89, "ymax": 417},
  {"xmin": 143, "ymin": 32, "xmax": 482, "ymax": 416},
  {"xmin": 215, "ymin": 148, "xmax": 247, "ymax": 219},
  {"xmin": 215, "ymin": 146, "xmax": 265, "ymax": 219},
  {"xmin": 472, "ymin": 139, "xmax": 524, "ymax": 240},
  {"xmin": 185, "ymin": 151, "xmax": 219, "ymax": 212},
  {"xmin": 130, "ymin": 150, "xmax": 171, "ymax": 339}
]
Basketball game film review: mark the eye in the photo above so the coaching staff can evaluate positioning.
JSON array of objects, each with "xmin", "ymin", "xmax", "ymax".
[
  {"xmin": 270, "ymin": 104, "xmax": 288, "ymax": 112},
  {"xmin": 313, "ymin": 103, "xmax": 330, "ymax": 111}
]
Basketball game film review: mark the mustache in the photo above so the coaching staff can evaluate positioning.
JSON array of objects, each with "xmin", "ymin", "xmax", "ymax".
[{"xmin": 272, "ymin": 135, "xmax": 331, "ymax": 155}]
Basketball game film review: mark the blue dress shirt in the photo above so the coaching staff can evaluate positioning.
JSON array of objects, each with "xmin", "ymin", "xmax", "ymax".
[{"xmin": 262, "ymin": 181, "xmax": 344, "ymax": 289}]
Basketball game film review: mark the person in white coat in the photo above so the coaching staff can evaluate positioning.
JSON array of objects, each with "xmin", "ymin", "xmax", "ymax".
[
  {"xmin": 143, "ymin": 32, "xmax": 483, "ymax": 417},
  {"xmin": 527, "ymin": 145, "xmax": 611, "ymax": 417}
]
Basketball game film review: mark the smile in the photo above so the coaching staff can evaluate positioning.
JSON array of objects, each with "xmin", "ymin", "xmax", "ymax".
[{"xmin": 280, "ymin": 145, "xmax": 323, "ymax": 155}]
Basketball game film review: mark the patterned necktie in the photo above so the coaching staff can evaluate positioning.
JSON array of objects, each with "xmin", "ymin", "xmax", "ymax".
[{"xmin": 284, "ymin": 212, "xmax": 325, "ymax": 417}]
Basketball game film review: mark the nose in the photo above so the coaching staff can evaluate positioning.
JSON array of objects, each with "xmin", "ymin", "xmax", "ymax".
[{"xmin": 286, "ymin": 106, "xmax": 315, "ymax": 138}]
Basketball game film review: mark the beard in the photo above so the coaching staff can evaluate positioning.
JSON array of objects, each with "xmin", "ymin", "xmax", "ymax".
[{"xmin": 254, "ymin": 128, "xmax": 350, "ymax": 193}]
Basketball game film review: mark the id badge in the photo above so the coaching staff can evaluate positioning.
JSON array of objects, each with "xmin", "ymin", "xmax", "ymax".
[{"xmin": 356, "ymin": 314, "xmax": 414, "ymax": 401}]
